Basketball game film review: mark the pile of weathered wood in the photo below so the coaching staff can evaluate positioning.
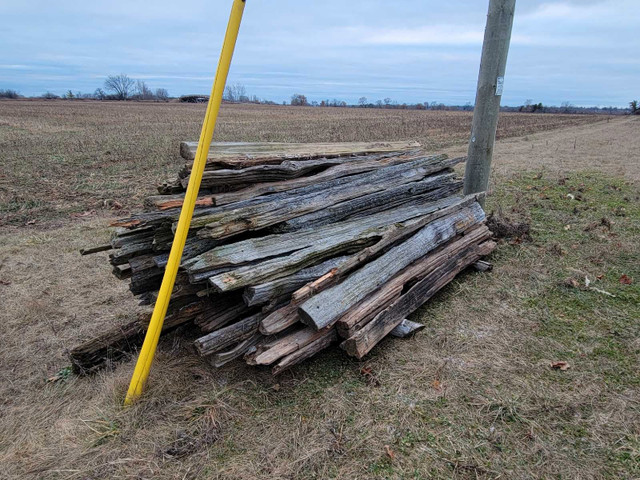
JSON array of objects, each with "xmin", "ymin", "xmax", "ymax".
[{"xmin": 72, "ymin": 141, "xmax": 495, "ymax": 375}]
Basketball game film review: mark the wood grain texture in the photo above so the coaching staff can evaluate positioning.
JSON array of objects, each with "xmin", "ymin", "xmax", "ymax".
[
  {"xmin": 209, "ymin": 152, "xmax": 435, "ymax": 206},
  {"xmin": 343, "ymin": 240, "xmax": 496, "ymax": 358},
  {"xmin": 259, "ymin": 301, "xmax": 301, "ymax": 335},
  {"xmin": 272, "ymin": 329, "xmax": 338, "ymax": 375},
  {"xmin": 207, "ymin": 233, "xmax": 378, "ymax": 292},
  {"xmin": 193, "ymin": 156, "xmax": 455, "ymax": 239},
  {"xmin": 195, "ymin": 313, "xmax": 263, "ymax": 356},
  {"xmin": 139, "ymin": 298, "xmax": 210, "ymax": 330},
  {"xmin": 182, "ymin": 154, "xmax": 400, "ymax": 189},
  {"xmin": 211, "ymin": 333, "xmax": 263, "ymax": 367},
  {"xmin": 185, "ymin": 192, "xmax": 458, "ymax": 275},
  {"xmin": 298, "ymin": 203, "xmax": 486, "ymax": 330},
  {"xmin": 109, "ymin": 237, "xmax": 154, "ymax": 265},
  {"xmin": 91, "ymin": 141, "xmax": 498, "ymax": 373},
  {"xmin": 463, "ymin": 0, "xmax": 515, "ymax": 203},
  {"xmin": 152, "ymin": 238, "xmax": 218, "ymax": 268},
  {"xmin": 335, "ymin": 227, "xmax": 491, "ymax": 338},
  {"xmin": 69, "ymin": 320, "xmax": 144, "ymax": 375},
  {"xmin": 112, "ymin": 263, "xmax": 131, "ymax": 279},
  {"xmin": 193, "ymin": 294, "xmax": 250, "ymax": 333},
  {"xmin": 189, "ymin": 195, "xmax": 472, "ymax": 292},
  {"xmin": 250, "ymin": 326, "xmax": 333, "ymax": 365},
  {"xmin": 336, "ymin": 284, "xmax": 404, "ymax": 339},
  {"xmin": 147, "ymin": 152, "xmax": 428, "ymax": 210},
  {"xmin": 179, "ymin": 140, "xmax": 421, "ymax": 164},
  {"xmin": 243, "ymin": 256, "xmax": 349, "ymax": 306},
  {"xmin": 289, "ymin": 194, "xmax": 482, "ymax": 304},
  {"xmin": 273, "ymin": 173, "xmax": 462, "ymax": 234},
  {"xmin": 112, "ymin": 154, "xmax": 451, "ymax": 234}
]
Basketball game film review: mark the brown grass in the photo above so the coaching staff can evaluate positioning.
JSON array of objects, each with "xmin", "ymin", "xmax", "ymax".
[{"xmin": 0, "ymin": 101, "xmax": 638, "ymax": 479}]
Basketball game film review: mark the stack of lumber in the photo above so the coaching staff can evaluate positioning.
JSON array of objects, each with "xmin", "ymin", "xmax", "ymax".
[{"xmin": 71, "ymin": 141, "xmax": 495, "ymax": 375}]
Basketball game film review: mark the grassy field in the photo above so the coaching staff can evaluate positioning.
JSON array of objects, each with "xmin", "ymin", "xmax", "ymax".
[
  {"xmin": 0, "ymin": 100, "xmax": 604, "ymax": 226},
  {"xmin": 0, "ymin": 101, "xmax": 638, "ymax": 479}
]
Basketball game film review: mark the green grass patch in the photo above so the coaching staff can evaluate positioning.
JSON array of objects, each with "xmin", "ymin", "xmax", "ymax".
[
  {"xmin": 489, "ymin": 172, "xmax": 639, "ymax": 388},
  {"xmin": 0, "ymin": 196, "xmax": 46, "ymax": 213}
]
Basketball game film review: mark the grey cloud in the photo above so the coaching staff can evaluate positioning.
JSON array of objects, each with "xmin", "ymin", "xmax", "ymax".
[{"xmin": 0, "ymin": 0, "xmax": 636, "ymax": 107}]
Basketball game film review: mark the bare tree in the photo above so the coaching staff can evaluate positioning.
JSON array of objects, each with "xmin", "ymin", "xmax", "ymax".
[
  {"xmin": 104, "ymin": 74, "xmax": 135, "ymax": 100},
  {"xmin": 136, "ymin": 80, "xmax": 154, "ymax": 100},
  {"xmin": 155, "ymin": 88, "xmax": 169, "ymax": 101},
  {"xmin": 358, "ymin": 96, "xmax": 367, "ymax": 107},
  {"xmin": 290, "ymin": 93, "xmax": 308, "ymax": 106},
  {"xmin": 560, "ymin": 101, "xmax": 573, "ymax": 113},
  {"xmin": 223, "ymin": 83, "xmax": 247, "ymax": 102},
  {"xmin": 234, "ymin": 83, "xmax": 246, "ymax": 100},
  {"xmin": 520, "ymin": 98, "xmax": 533, "ymax": 112},
  {"xmin": 629, "ymin": 100, "xmax": 638, "ymax": 114},
  {"xmin": 0, "ymin": 89, "xmax": 20, "ymax": 99},
  {"xmin": 224, "ymin": 85, "xmax": 235, "ymax": 102}
]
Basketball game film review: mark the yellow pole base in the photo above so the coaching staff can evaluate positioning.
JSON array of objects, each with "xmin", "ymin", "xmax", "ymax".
[{"xmin": 124, "ymin": 0, "xmax": 246, "ymax": 406}]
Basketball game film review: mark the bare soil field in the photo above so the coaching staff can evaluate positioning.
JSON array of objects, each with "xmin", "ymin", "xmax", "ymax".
[{"xmin": 0, "ymin": 101, "xmax": 638, "ymax": 479}]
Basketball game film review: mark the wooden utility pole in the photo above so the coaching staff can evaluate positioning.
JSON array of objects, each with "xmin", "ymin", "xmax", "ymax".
[{"xmin": 463, "ymin": 0, "xmax": 516, "ymax": 202}]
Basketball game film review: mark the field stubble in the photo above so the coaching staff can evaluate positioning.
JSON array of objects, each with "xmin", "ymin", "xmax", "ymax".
[
  {"xmin": 0, "ymin": 100, "xmax": 604, "ymax": 226},
  {"xmin": 0, "ymin": 101, "xmax": 638, "ymax": 479}
]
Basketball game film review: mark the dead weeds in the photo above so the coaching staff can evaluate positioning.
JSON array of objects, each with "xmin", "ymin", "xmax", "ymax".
[{"xmin": 486, "ymin": 209, "xmax": 532, "ymax": 242}]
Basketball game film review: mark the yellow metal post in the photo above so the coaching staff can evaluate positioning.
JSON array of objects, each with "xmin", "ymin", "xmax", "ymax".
[{"xmin": 124, "ymin": 0, "xmax": 246, "ymax": 405}]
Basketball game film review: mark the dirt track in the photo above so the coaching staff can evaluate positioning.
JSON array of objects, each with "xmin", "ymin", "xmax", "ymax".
[{"xmin": 446, "ymin": 115, "xmax": 640, "ymax": 181}]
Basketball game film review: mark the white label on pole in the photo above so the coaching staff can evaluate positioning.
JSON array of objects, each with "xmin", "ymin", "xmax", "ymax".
[{"xmin": 495, "ymin": 76, "xmax": 504, "ymax": 96}]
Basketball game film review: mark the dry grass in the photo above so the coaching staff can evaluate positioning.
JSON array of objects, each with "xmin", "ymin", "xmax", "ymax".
[
  {"xmin": 0, "ymin": 101, "xmax": 638, "ymax": 479},
  {"xmin": 444, "ymin": 115, "xmax": 640, "ymax": 182}
]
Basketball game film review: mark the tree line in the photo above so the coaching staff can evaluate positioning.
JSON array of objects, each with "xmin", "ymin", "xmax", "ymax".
[
  {"xmin": 0, "ymin": 79, "xmax": 637, "ymax": 116},
  {"xmin": 286, "ymin": 93, "xmax": 631, "ymax": 115},
  {"xmin": 0, "ymin": 74, "xmax": 170, "ymax": 101},
  {"xmin": 92, "ymin": 74, "xmax": 169, "ymax": 101},
  {"xmin": 289, "ymin": 93, "xmax": 462, "ymax": 110}
]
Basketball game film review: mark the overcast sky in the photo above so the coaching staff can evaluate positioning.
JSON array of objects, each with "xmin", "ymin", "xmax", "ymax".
[{"xmin": 0, "ymin": 0, "xmax": 637, "ymax": 106}]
